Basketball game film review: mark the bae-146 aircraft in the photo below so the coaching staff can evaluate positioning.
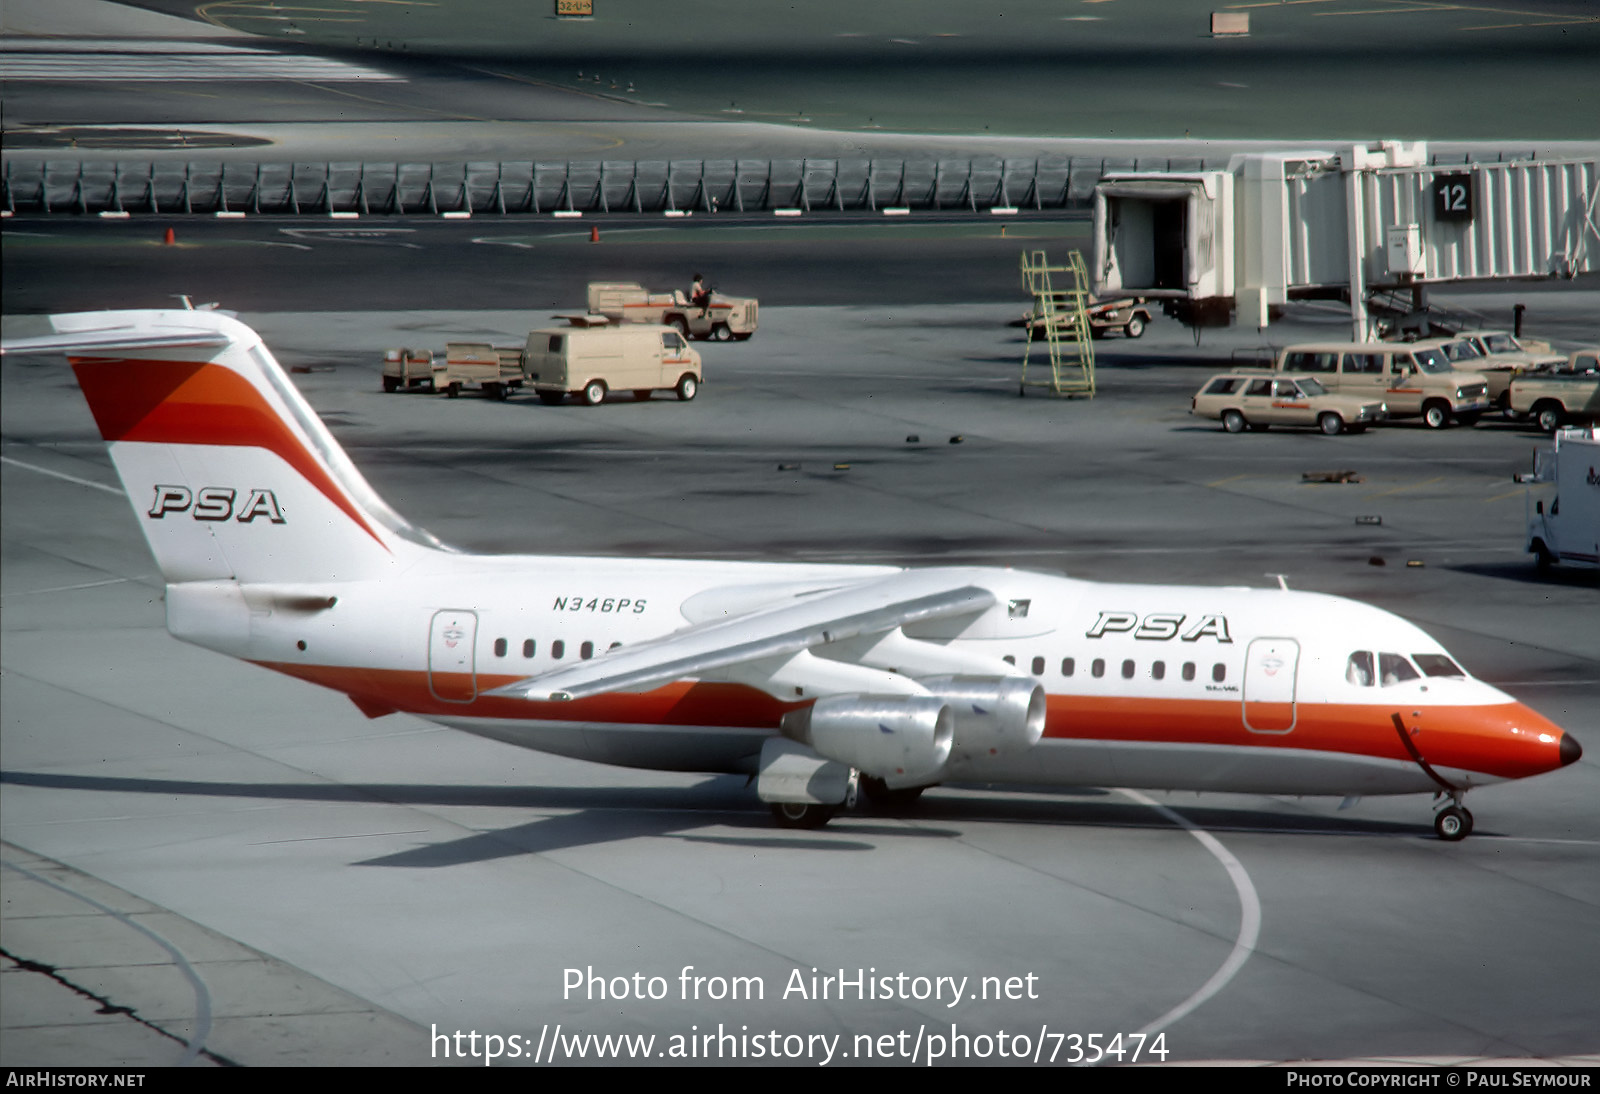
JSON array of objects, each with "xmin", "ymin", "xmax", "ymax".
[{"xmin": 3, "ymin": 310, "xmax": 1582, "ymax": 838}]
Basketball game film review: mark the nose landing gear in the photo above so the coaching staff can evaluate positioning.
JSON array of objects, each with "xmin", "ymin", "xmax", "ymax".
[{"xmin": 1432, "ymin": 796, "xmax": 1474, "ymax": 841}]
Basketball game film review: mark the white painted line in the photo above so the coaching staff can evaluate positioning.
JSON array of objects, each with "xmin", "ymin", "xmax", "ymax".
[
  {"xmin": 328, "ymin": 211, "xmax": 359, "ymax": 220},
  {"xmin": 774, "ymin": 208, "xmax": 803, "ymax": 217},
  {"xmin": 1118, "ymin": 787, "xmax": 1261, "ymax": 1039},
  {"xmin": 663, "ymin": 210, "xmax": 687, "ymax": 218},
  {"xmin": 882, "ymin": 207, "xmax": 911, "ymax": 216},
  {"xmin": 552, "ymin": 210, "xmax": 583, "ymax": 218},
  {"xmin": 990, "ymin": 206, "xmax": 1019, "ymax": 215},
  {"xmin": 441, "ymin": 211, "xmax": 472, "ymax": 220},
  {"xmin": 213, "ymin": 211, "xmax": 245, "ymax": 219},
  {"xmin": 2, "ymin": 858, "xmax": 213, "ymax": 1066},
  {"xmin": 0, "ymin": 210, "xmax": 12, "ymax": 218},
  {"xmin": 97, "ymin": 210, "xmax": 131, "ymax": 219},
  {"xmin": 0, "ymin": 455, "xmax": 124, "ymax": 496}
]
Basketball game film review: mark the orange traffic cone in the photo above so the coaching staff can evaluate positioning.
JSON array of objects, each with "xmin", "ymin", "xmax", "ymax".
[
  {"xmin": 590, "ymin": 224, "xmax": 599, "ymax": 243},
  {"xmin": 163, "ymin": 227, "xmax": 176, "ymax": 246}
]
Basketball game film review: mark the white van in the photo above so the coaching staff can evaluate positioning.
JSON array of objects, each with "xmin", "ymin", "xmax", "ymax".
[{"xmin": 523, "ymin": 324, "xmax": 702, "ymax": 406}]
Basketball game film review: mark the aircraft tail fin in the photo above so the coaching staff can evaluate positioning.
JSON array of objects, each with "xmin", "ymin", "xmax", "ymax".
[{"xmin": 3, "ymin": 310, "xmax": 443, "ymax": 584}]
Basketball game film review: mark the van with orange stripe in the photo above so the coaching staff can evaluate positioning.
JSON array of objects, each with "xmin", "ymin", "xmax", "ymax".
[{"xmin": 1273, "ymin": 339, "xmax": 1491, "ymax": 428}]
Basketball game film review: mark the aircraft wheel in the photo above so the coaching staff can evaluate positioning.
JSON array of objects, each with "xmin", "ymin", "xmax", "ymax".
[
  {"xmin": 582, "ymin": 379, "xmax": 607, "ymax": 406},
  {"xmin": 1222, "ymin": 409, "xmax": 1246, "ymax": 433},
  {"xmin": 1319, "ymin": 412, "xmax": 1345, "ymax": 436},
  {"xmin": 770, "ymin": 802, "xmax": 837, "ymax": 829},
  {"xmin": 1125, "ymin": 315, "xmax": 1145, "ymax": 339},
  {"xmin": 1434, "ymin": 805, "xmax": 1473, "ymax": 841}
]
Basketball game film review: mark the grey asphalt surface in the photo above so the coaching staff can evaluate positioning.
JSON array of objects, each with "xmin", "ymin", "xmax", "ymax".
[{"xmin": 3, "ymin": 287, "xmax": 1597, "ymax": 1066}]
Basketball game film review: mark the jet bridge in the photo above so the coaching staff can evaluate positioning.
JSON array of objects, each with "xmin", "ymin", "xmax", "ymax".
[{"xmin": 1092, "ymin": 141, "xmax": 1599, "ymax": 339}]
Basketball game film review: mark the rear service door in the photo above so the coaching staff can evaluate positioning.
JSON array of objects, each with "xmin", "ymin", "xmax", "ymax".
[
  {"xmin": 428, "ymin": 609, "xmax": 478, "ymax": 703},
  {"xmin": 1242, "ymin": 637, "xmax": 1298, "ymax": 733}
]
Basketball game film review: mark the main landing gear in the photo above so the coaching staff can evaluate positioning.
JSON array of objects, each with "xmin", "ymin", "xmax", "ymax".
[{"xmin": 1432, "ymin": 794, "xmax": 1474, "ymax": 841}]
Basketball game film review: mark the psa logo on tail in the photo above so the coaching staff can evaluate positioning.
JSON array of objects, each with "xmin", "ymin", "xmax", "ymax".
[{"xmin": 149, "ymin": 485, "xmax": 286, "ymax": 524}]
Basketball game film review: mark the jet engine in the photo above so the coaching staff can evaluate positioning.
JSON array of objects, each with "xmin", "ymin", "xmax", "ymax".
[
  {"xmin": 920, "ymin": 675, "xmax": 1046, "ymax": 763},
  {"xmin": 780, "ymin": 694, "xmax": 953, "ymax": 782}
]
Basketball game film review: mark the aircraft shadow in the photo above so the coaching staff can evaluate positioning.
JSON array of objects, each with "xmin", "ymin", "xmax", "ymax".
[{"xmin": 3, "ymin": 770, "xmax": 1433, "ymax": 866}]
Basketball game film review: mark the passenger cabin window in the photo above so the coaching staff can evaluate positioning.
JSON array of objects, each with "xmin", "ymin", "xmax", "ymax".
[
  {"xmin": 1061, "ymin": 657, "xmax": 1076, "ymax": 677},
  {"xmin": 493, "ymin": 638, "xmax": 507, "ymax": 658},
  {"xmin": 523, "ymin": 639, "xmax": 536, "ymax": 658},
  {"xmin": 552, "ymin": 640, "xmax": 565, "ymax": 660},
  {"xmin": 581, "ymin": 641, "xmax": 594, "ymax": 660},
  {"xmin": 1121, "ymin": 659, "xmax": 1135, "ymax": 679},
  {"xmin": 1151, "ymin": 661, "xmax": 1166, "ymax": 681},
  {"xmin": 1212, "ymin": 663, "xmax": 1226, "ymax": 683},
  {"xmin": 1091, "ymin": 659, "xmax": 1106, "ymax": 678},
  {"xmin": 1182, "ymin": 662, "xmax": 1196, "ymax": 682},
  {"xmin": 1031, "ymin": 656, "xmax": 1045, "ymax": 676}
]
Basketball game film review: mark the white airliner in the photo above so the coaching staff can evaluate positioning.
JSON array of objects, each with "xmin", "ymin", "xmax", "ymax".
[{"xmin": 3, "ymin": 310, "xmax": 1582, "ymax": 839}]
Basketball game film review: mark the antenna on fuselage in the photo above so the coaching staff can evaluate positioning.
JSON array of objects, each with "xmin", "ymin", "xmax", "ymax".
[{"xmin": 1266, "ymin": 573, "xmax": 1290, "ymax": 590}]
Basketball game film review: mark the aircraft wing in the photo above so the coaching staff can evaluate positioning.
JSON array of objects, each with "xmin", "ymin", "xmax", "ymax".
[{"xmin": 486, "ymin": 570, "xmax": 995, "ymax": 702}]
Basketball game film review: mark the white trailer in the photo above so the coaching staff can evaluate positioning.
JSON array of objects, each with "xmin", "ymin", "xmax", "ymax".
[
  {"xmin": 1092, "ymin": 141, "xmax": 1599, "ymax": 339},
  {"xmin": 1524, "ymin": 426, "xmax": 1599, "ymax": 571}
]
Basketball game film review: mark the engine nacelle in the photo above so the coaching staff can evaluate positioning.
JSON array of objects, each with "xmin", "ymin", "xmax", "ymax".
[
  {"xmin": 919, "ymin": 675, "xmax": 1046, "ymax": 762},
  {"xmin": 780, "ymin": 694, "xmax": 953, "ymax": 782}
]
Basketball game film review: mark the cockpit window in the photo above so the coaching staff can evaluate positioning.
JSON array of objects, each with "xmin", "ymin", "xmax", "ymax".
[
  {"xmin": 1413, "ymin": 653, "xmax": 1465, "ymax": 678},
  {"xmin": 1346, "ymin": 651, "xmax": 1374, "ymax": 687},
  {"xmin": 1379, "ymin": 652, "xmax": 1421, "ymax": 686}
]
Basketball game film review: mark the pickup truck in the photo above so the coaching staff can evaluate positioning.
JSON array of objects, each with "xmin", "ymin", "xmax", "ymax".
[
  {"xmin": 1439, "ymin": 330, "xmax": 1565, "ymax": 413},
  {"xmin": 586, "ymin": 282, "xmax": 759, "ymax": 342},
  {"xmin": 1507, "ymin": 348, "xmax": 1600, "ymax": 431}
]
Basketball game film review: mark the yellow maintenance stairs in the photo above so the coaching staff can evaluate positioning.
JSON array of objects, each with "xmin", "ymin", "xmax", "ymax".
[{"xmin": 1019, "ymin": 249, "xmax": 1096, "ymax": 398}]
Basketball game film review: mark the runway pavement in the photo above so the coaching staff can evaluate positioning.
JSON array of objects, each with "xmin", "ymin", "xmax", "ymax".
[{"xmin": 3, "ymin": 295, "xmax": 1597, "ymax": 1067}]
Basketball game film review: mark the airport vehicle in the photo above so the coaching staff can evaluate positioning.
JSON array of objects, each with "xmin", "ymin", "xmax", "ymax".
[
  {"xmin": 381, "ymin": 348, "xmax": 445, "ymax": 393},
  {"xmin": 1524, "ymin": 426, "xmax": 1599, "ymax": 570},
  {"xmin": 524, "ymin": 323, "xmax": 702, "ymax": 405},
  {"xmin": 1440, "ymin": 331, "xmax": 1565, "ymax": 413},
  {"xmin": 1021, "ymin": 297, "xmax": 1154, "ymax": 339},
  {"xmin": 441, "ymin": 342, "xmax": 525, "ymax": 400},
  {"xmin": 1507, "ymin": 356, "xmax": 1600, "ymax": 432},
  {"xmin": 586, "ymin": 281, "xmax": 759, "ymax": 342},
  {"xmin": 1274, "ymin": 340, "xmax": 1490, "ymax": 428},
  {"xmin": 1191, "ymin": 373, "xmax": 1385, "ymax": 435},
  {"xmin": 2, "ymin": 311, "xmax": 1581, "ymax": 839}
]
